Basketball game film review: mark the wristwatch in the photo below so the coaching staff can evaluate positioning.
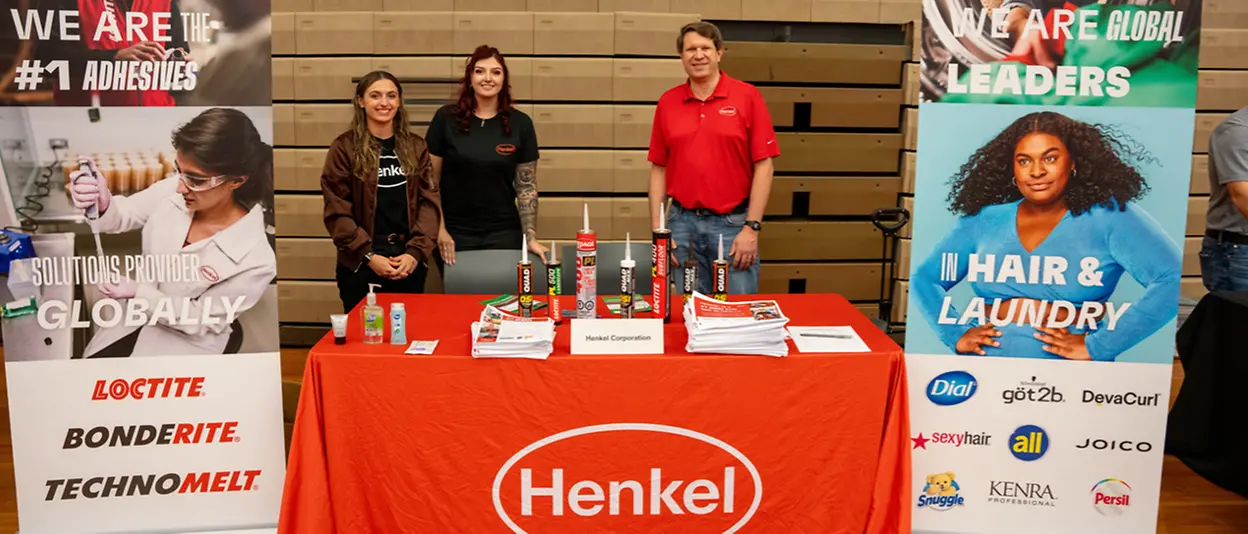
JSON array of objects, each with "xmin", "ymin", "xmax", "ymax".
[
  {"xmin": 744, "ymin": 220, "xmax": 762, "ymax": 232},
  {"xmin": 363, "ymin": 252, "xmax": 375, "ymax": 263}
]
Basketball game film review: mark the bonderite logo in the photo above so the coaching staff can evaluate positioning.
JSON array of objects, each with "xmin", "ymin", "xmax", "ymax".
[
  {"xmin": 1082, "ymin": 389, "xmax": 1161, "ymax": 407},
  {"xmin": 1003, "ymin": 376, "xmax": 1065, "ymax": 405},
  {"xmin": 63, "ymin": 422, "xmax": 240, "ymax": 449},
  {"xmin": 1091, "ymin": 478, "xmax": 1132, "ymax": 517},
  {"xmin": 917, "ymin": 472, "xmax": 965, "ymax": 511},
  {"xmin": 492, "ymin": 423, "xmax": 761, "ymax": 533},
  {"xmin": 926, "ymin": 371, "xmax": 977, "ymax": 406},
  {"xmin": 988, "ymin": 480, "xmax": 1057, "ymax": 508}
]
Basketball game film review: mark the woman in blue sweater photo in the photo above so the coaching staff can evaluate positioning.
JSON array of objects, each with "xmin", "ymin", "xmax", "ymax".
[{"xmin": 910, "ymin": 111, "xmax": 1182, "ymax": 362}]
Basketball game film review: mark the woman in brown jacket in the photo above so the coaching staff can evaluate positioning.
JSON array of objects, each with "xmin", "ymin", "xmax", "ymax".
[{"xmin": 322, "ymin": 70, "xmax": 442, "ymax": 313}]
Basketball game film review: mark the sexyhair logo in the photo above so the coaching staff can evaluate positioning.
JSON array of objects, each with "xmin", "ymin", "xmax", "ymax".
[
  {"xmin": 718, "ymin": 106, "xmax": 737, "ymax": 117},
  {"xmin": 496, "ymin": 144, "xmax": 516, "ymax": 156},
  {"xmin": 199, "ymin": 266, "xmax": 219, "ymax": 282},
  {"xmin": 492, "ymin": 423, "xmax": 762, "ymax": 533}
]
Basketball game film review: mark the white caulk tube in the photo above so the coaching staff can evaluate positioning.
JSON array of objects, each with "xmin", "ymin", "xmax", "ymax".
[
  {"xmin": 620, "ymin": 232, "xmax": 636, "ymax": 319},
  {"xmin": 576, "ymin": 203, "xmax": 598, "ymax": 319},
  {"xmin": 713, "ymin": 233, "xmax": 728, "ymax": 301}
]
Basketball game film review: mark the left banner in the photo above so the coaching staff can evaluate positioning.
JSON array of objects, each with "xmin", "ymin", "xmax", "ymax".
[{"xmin": 1, "ymin": 1, "xmax": 285, "ymax": 533}]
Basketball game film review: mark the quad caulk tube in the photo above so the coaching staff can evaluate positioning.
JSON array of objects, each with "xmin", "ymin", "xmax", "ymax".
[
  {"xmin": 576, "ymin": 203, "xmax": 597, "ymax": 319},
  {"xmin": 546, "ymin": 240, "xmax": 561, "ymax": 323},
  {"xmin": 619, "ymin": 232, "xmax": 635, "ymax": 319},
  {"xmin": 518, "ymin": 233, "xmax": 533, "ymax": 318},
  {"xmin": 652, "ymin": 204, "xmax": 671, "ymax": 323},
  {"xmin": 682, "ymin": 236, "xmax": 698, "ymax": 306},
  {"xmin": 713, "ymin": 234, "xmax": 728, "ymax": 301}
]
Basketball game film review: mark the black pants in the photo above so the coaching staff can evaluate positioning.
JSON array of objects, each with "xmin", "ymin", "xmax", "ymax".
[
  {"xmin": 337, "ymin": 261, "xmax": 429, "ymax": 314},
  {"xmin": 451, "ymin": 227, "xmax": 524, "ymax": 253}
]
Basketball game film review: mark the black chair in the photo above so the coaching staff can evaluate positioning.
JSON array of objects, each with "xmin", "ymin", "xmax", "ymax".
[
  {"xmin": 442, "ymin": 249, "xmax": 527, "ymax": 294},
  {"xmin": 557, "ymin": 242, "xmax": 653, "ymax": 296}
]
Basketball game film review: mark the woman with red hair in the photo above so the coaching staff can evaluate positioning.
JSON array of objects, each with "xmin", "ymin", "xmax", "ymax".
[{"xmin": 425, "ymin": 45, "xmax": 547, "ymax": 265}]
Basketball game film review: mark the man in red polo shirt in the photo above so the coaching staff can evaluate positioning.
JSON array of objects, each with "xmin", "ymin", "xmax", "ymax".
[{"xmin": 648, "ymin": 21, "xmax": 779, "ymax": 295}]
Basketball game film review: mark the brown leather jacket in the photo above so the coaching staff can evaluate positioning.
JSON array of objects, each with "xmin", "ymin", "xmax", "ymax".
[{"xmin": 321, "ymin": 130, "xmax": 442, "ymax": 271}]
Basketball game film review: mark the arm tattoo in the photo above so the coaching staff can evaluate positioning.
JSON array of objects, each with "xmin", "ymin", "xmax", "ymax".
[{"xmin": 515, "ymin": 161, "xmax": 539, "ymax": 242}]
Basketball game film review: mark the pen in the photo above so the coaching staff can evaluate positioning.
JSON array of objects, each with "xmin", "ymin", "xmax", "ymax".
[{"xmin": 798, "ymin": 333, "xmax": 854, "ymax": 339}]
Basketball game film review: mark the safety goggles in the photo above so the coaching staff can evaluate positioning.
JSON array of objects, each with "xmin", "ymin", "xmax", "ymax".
[{"xmin": 173, "ymin": 163, "xmax": 243, "ymax": 192}]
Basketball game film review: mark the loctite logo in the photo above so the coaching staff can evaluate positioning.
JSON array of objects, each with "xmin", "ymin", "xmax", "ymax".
[
  {"xmin": 64, "ymin": 422, "xmax": 239, "ymax": 449},
  {"xmin": 92, "ymin": 377, "xmax": 205, "ymax": 400},
  {"xmin": 45, "ymin": 470, "xmax": 261, "ymax": 501},
  {"xmin": 492, "ymin": 423, "xmax": 761, "ymax": 533}
]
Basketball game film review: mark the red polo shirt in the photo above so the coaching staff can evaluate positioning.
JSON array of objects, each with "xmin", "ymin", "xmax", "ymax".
[{"xmin": 648, "ymin": 72, "xmax": 780, "ymax": 214}]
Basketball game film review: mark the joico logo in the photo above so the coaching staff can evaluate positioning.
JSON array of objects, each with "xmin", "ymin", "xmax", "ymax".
[
  {"xmin": 492, "ymin": 423, "xmax": 761, "ymax": 533},
  {"xmin": 1076, "ymin": 438, "xmax": 1153, "ymax": 453},
  {"xmin": 926, "ymin": 371, "xmax": 977, "ymax": 406}
]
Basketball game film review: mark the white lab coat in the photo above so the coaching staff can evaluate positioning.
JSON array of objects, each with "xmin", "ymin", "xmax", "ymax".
[{"xmin": 83, "ymin": 177, "xmax": 276, "ymax": 357}]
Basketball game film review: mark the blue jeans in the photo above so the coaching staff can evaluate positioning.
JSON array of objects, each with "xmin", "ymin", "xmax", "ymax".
[
  {"xmin": 1199, "ymin": 236, "xmax": 1248, "ymax": 292},
  {"xmin": 667, "ymin": 203, "xmax": 760, "ymax": 295}
]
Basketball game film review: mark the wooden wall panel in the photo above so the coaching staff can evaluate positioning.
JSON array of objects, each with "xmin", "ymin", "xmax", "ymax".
[
  {"xmin": 758, "ymin": 87, "xmax": 902, "ymax": 128},
  {"xmin": 279, "ymin": 281, "xmax": 349, "ymax": 323},
  {"xmin": 761, "ymin": 222, "xmax": 888, "ymax": 261},
  {"xmin": 760, "ymin": 263, "xmax": 889, "ymax": 301},
  {"xmin": 743, "ymin": 0, "xmax": 811, "ymax": 21},
  {"xmin": 277, "ymin": 238, "xmax": 338, "ymax": 280},
  {"xmin": 720, "ymin": 42, "xmax": 906, "ymax": 85},
  {"xmin": 1187, "ymin": 197, "xmax": 1208, "ymax": 237},
  {"xmin": 775, "ymin": 133, "xmax": 902, "ymax": 173},
  {"xmin": 766, "ymin": 177, "xmax": 901, "ymax": 216},
  {"xmin": 812, "ymin": 0, "xmax": 878, "ymax": 23},
  {"xmin": 296, "ymin": 13, "xmax": 375, "ymax": 55}
]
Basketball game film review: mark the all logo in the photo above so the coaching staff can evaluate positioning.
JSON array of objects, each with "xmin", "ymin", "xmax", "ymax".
[
  {"xmin": 1076, "ymin": 438, "xmax": 1153, "ymax": 453},
  {"xmin": 987, "ymin": 480, "xmax": 1057, "ymax": 508},
  {"xmin": 1009, "ymin": 425, "xmax": 1049, "ymax": 461},
  {"xmin": 911, "ymin": 431, "xmax": 991, "ymax": 450},
  {"xmin": 1091, "ymin": 478, "xmax": 1132, "ymax": 517},
  {"xmin": 1002, "ymin": 376, "xmax": 1064, "ymax": 405},
  {"xmin": 492, "ymin": 423, "xmax": 761, "ymax": 533},
  {"xmin": 917, "ymin": 472, "xmax": 965, "ymax": 511},
  {"xmin": 926, "ymin": 371, "xmax": 978, "ymax": 406}
]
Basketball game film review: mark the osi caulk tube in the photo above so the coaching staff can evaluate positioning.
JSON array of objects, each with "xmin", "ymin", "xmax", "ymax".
[
  {"xmin": 651, "ymin": 204, "xmax": 671, "ymax": 323},
  {"xmin": 682, "ymin": 236, "xmax": 698, "ymax": 306},
  {"xmin": 619, "ymin": 232, "xmax": 636, "ymax": 319},
  {"xmin": 713, "ymin": 234, "xmax": 729, "ymax": 302},
  {"xmin": 518, "ymin": 233, "xmax": 534, "ymax": 318},
  {"xmin": 547, "ymin": 240, "xmax": 562, "ymax": 323},
  {"xmin": 576, "ymin": 203, "xmax": 597, "ymax": 319}
]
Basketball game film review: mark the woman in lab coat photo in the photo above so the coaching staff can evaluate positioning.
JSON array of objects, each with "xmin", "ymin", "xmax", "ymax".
[{"xmin": 68, "ymin": 107, "xmax": 277, "ymax": 358}]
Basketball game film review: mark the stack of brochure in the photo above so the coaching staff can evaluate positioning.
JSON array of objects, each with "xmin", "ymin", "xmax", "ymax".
[
  {"xmin": 470, "ymin": 305, "xmax": 556, "ymax": 360},
  {"xmin": 683, "ymin": 292, "xmax": 790, "ymax": 357}
]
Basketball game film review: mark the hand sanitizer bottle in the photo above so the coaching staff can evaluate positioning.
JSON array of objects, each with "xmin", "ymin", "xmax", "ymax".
[{"xmin": 362, "ymin": 283, "xmax": 384, "ymax": 345}]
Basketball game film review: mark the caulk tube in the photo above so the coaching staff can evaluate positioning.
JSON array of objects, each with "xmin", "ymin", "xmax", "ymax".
[
  {"xmin": 575, "ymin": 203, "xmax": 597, "ymax": 319},
  {"xmin": 517, "ymin": 233, "xmax": 534, "ymax": 318},
  {"xmin": 619, "ymin": 233, "xmax": 636, "ymax": 319},
  {"xmin": 651, "ymin": 203, "xmax": 671, "ymax": 323},
  {"xmin": 713, "ymin": 234, "xmax": 729, "ymax": 301},
  {"xmin": 546, "ymin": 240, "xmax": 562, "ymax": 323},
  {"xmin": 682, "ymin": 236, "xmax": 698, "ymax": 306}
]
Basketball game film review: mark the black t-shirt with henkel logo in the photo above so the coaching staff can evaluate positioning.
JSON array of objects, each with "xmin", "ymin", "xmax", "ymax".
[
  {"xmin": 425, "ymin": 105, "xmax": 539, "ymax": 237},
  {"xmin": 373, "ymin": 135, "xmax": 409, "ymax": 257}
]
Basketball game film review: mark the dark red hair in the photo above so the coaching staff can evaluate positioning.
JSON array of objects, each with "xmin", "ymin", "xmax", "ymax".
[{"xmin": 453, "ymin": 45, "xmax": 514, "ymax": 135}]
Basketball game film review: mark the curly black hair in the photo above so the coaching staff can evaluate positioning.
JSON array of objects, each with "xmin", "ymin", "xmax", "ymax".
[{"xmin": 947, "ymin": 111, "xmax": 1154, "ymax": 217}]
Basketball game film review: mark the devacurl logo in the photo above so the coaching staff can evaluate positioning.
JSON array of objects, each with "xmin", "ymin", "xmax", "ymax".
[
  {"xmin": 911, "ymin": 431, "xmax": 991, "ymax": 450},
  {"xmin": 492, "ymin": 423, "xmax": 762, "ymax": 533},
  {"xmin": 1091, "ymin": 478, "xmax": 1132, "ymax": 517},
  {"xmin": 1076, "ymin": 438, "xmax": 1153, "ymax": 453},
  {"xmin": 1002, "ymin": 376, "xmax": 1065, "ymax": 405},
  {"xmin": 917, "ymin": 472, "xmax": 964, "ymax": 511},
  {"xmin": 927, "ymin": 371, "xmax": 977, "ymax": 406},
  {"xmin": 1009, "ymin": 425, "xmax": 1049, "ymax": 461},
  {"xmin": 1082, "ymin": 390, "xmax": 1161, "ymax": 407}
]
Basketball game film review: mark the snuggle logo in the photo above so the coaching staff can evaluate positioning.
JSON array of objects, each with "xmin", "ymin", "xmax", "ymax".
[{"xmin": 917, "ymin": 471, "xmax": 965, "ymax": 511}]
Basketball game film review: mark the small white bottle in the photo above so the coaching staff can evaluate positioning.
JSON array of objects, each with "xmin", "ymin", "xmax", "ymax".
[{"xmin": 390, "ymin": 302, "xmax": 406, "ymax": 346}]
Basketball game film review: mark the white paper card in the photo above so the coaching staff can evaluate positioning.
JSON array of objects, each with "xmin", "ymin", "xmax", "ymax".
[
  {"xmin": 788, "ymin": 326, "xmax": 871, "ymax": 353},
  {"xmin": 570, "ymin": 319, "xmax": 665, "ymax": 355},
  {"xmin": 405, "ymin": 340, "xmax": 439, "ymax": 355}
]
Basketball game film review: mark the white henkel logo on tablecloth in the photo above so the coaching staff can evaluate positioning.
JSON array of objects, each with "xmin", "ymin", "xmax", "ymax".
[{"xmin": 492, "ymin": 423, "xmax": 762, "ymax": 533}]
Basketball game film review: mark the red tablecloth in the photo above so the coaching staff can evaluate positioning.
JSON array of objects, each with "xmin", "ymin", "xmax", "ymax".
[{"xmin": 279, "ymin": 294, "xmax": 911, "ymax": 533}]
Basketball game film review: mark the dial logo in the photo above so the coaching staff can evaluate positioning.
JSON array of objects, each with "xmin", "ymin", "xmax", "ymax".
[{"xmin": 926, "ymin": 371, "xmax": 978, "ymax": 406}]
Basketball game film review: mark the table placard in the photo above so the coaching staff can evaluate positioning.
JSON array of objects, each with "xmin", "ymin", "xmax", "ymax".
[{"xmin": 569, "ymin": 318, "xmax": 664, "ymax": 355}]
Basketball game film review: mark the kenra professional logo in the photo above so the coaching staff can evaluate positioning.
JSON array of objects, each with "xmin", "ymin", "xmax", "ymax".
[
  {"xmin": 45, "ymin": 470, "xmax": 261, "ymax": 501},
  {"xmin": 492, "ymin": 423, "xmax": 761, "ymax": 533},
  {"xmin": 91, "ymin": 377, "xmax": 205, "ymax": 400},
  {"xmin": 63, "ymin": 422, "xmax": 239, "ymax": 449},
  {"xmin": 988, "ymin": 480, "xmax": 1057, "ymax": 508}
]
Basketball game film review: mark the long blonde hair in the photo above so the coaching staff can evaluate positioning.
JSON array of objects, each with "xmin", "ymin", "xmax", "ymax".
[{"xmin": 350, "ymin": 71, "xmax": 420, "ymax": 182}]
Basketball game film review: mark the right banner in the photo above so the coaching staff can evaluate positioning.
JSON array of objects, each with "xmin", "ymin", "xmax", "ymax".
[{"xmin": 907, "ymin": 1, "xmax": 1203, "ymax": 532}]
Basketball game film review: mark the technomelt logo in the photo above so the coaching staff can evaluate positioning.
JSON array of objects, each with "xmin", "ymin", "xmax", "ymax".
[
  {"xmin": 492, "ymin": 423, "xmax": 762, "ymax": 533},
  {"xmin": 926, "ymin": 371, "xmax": 977, "ymax": 406}
]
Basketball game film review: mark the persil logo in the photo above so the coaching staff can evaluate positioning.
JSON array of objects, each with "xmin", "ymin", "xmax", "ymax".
[
  {"xmin": 492, "ymin": 423, "xmax": 761, "ymax": 533},
  {"xmin": 1091, "ymin": 478, "xmax": 1132, "ymax": 517}
]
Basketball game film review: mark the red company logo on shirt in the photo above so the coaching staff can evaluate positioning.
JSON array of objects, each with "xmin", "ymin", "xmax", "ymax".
[
  {"xmin": 199, "ymin": 266, "xmax": 220, "ymax": 282},
  {"xmin": 92, "ymin": 377, "xmax": 206, "ymax": 401},
  {"xmin": 718, "ymin": 106, "xmax": 738, "ymax": 117},
  {"xmin": 493, "ymin": 423, "xmax": 761, "ymax": 532},
  {"xmin": 496, "ymin": 144, "xmax": 517, "ymax": 156}
]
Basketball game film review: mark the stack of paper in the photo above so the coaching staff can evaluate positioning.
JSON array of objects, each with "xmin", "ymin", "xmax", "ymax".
[
  {"xmin": 683, "ymin": 292, "xmax": 790, "ymax": 357},
  {"xmin": 470, "ymin": 305, "xmax": 556, "ymax": 359}
]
